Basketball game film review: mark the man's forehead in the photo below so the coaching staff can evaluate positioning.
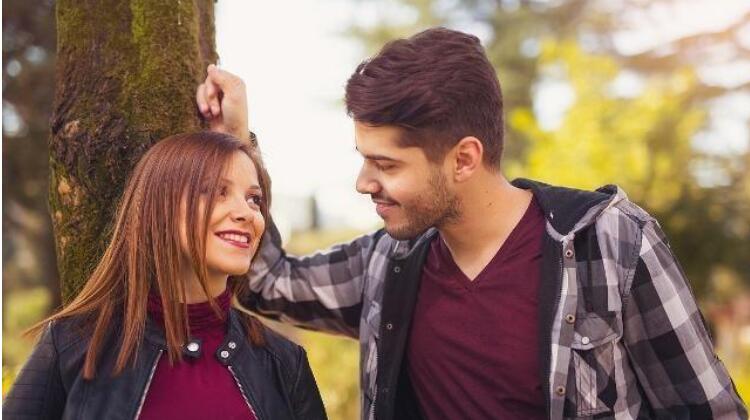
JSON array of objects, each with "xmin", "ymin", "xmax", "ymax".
[
  {"xmin": 354, "ymin": 123, "xmax": 404, "ymax": 153},
  {"xmin": 354, "ymin": 121, "xmax": 403, "ymax": 136}
]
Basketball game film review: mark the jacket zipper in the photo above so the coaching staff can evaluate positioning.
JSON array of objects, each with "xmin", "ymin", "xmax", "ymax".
[
  {"xmin": 134, "ymin": 349, "xmax": 163, "ymax": 420},
  {"xmin": 228, "ymin": 364, "xmax": 260, "ymax": 420},
  {"xmin": 370, "ymin": 350, "xmax": 378, "ymax": 420}
]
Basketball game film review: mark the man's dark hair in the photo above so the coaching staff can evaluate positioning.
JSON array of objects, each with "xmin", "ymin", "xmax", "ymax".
[{"xmin": 345, "ymin": 27, "xmax": 504, "ymax": 167}]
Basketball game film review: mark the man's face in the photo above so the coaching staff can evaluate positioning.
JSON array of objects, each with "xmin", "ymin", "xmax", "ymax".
[{"xmin": 355, "ymin": 122, "xmax": 460, "ymax": 240}]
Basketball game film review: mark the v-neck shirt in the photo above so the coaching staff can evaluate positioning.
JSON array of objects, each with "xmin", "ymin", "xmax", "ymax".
[{"xmin": 406, "ymin": 196, "xmax": 547, "ymax": 419}]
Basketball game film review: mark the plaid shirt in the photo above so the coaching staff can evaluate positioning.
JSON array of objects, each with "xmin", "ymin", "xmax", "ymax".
[{"xmin": 245, "ymin": 179, "xmax": 747, "ymax": 419}]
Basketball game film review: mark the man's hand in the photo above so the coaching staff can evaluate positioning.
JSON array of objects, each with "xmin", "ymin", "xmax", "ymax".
[{"xmin": 196, "ymin": 64, "xmax": 250, "ymax": 141}]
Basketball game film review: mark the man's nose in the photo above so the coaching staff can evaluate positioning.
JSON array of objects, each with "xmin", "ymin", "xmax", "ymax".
[{"xmin": 356, "ymin": 167, "xmax": 380, "ymax": 195}]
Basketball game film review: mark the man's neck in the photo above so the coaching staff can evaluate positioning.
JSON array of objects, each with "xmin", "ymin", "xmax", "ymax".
[{"xmin": 438, "ymin": 174, "xmax": 533, "ymax": 280}]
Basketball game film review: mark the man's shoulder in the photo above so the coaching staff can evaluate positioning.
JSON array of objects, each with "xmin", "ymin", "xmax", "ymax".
[
  {"xmin": 513, "ymin": 178, "xmax": 659, "ymax": 235},
  {"xmin": 607, "ymin": 196, "xmax": 656, "ymax": 225},
  {"xmin": 594, "ymin": 192, "xmax": 658, "ymax": 243},
  {"xmin": 513, "ymin": 178, "xmax": 617, "ymax": 234}
]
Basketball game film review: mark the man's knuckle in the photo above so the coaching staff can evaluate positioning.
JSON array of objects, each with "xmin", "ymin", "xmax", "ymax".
[{"xmin": 228, "ymin": 77, "xmax": 244, "ymax": 89}]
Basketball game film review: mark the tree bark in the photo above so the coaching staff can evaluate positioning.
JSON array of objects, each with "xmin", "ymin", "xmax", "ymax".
[{"xmin": 51, "ymin": 0, "xmax": 217, "ymax": 303}]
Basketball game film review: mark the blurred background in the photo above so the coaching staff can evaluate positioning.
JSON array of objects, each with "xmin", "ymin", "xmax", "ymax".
[{"xmin": 3, "ymin": 0, "xmax": 750, "ymax": 418}]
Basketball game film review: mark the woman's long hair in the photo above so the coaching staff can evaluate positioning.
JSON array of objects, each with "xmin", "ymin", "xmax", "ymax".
[{"xmin": 32, "ymin": 131, "xmax": 271, "ymax": 379}]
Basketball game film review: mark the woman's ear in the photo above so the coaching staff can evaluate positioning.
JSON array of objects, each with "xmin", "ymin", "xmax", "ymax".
[{"xmin": 451, "ymin": 136, "xmax": 483, "ymax": 182}]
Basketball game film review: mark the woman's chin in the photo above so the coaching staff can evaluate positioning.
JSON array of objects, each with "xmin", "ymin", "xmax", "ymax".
[
  {"xmin": 209, "ymin": 261, "xmax": 252, "ymax": 278},
  {"xmin": 224, "ymin": 265, "xmax": 252, "ymax": 277}
]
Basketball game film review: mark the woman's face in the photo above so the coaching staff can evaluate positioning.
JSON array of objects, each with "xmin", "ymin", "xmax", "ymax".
[{"xmin": 199, "ymin": 151, "xmax": 266, "ymax": 278}]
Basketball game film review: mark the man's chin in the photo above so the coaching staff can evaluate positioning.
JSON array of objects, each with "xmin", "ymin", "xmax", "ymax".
[{"xmin": 384, "ymin": 222, "xmax": 429, "ymax": 241}]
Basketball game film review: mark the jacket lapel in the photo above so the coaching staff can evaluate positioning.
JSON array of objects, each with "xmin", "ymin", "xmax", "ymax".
[{"xmin": 375, "ymin": 235, "xmax": 434, "ymax": 420}]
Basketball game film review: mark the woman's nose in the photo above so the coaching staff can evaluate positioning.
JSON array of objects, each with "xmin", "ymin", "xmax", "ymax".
[{"xmin": 230, "ymin": 198, "xmax": 253, "ymax": 222}]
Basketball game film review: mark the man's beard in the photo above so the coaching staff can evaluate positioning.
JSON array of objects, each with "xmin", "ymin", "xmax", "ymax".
[{"xmin": 385, "ymin": 170, "xmax": 461, "ymax": 240}]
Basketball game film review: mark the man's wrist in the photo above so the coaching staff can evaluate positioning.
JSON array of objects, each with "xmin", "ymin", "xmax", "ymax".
[{"xmin": 230, "ymin": 125, "xmax": 250, "ymax": 141}]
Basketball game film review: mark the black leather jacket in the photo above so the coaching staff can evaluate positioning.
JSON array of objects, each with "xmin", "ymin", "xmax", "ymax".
[{"xmin": 3, "ymin": 309, "xmax": 327, "ymax": 420}]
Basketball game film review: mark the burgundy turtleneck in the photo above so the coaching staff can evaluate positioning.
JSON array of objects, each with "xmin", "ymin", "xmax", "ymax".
[{"xmin": 138, "ymin": 288, "xmax": 256, "ymax": 420}]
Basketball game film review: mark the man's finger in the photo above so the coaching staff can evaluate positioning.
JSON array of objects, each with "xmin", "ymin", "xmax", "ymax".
[
  {"xmin": 196, "ymin": 83, "xmax": 210, "ymax": 116},
  {"xmin": 207, "ymin": 65, "xmax": 243, "ymax": 91},
  {"xmin": 204, "ymin": 79, "xmax": 221, "ymax": 116}
]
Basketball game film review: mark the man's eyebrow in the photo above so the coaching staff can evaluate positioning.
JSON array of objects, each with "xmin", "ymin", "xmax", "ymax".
[
  {"xmin": 365, "ymin": 154, "xmax": 400, "ymax": 162},
  {"xmin": 354, "ymin": 148, "xmax": 400, "ymax": 162}
]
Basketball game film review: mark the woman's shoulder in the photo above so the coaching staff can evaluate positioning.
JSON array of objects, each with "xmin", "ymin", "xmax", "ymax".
[
  {"xmin": 257, "ymin": 325, "xmax": 311, "ymax": 388},
  {"xmin": 230, "ymin": 309, "xmax": 305, "ymax": 366},
  {"xmin": 262, "ymin": 325, "xmax": 304, "ymax": 356},
  {"xmin": 48, "ymin": 314, "xmax": 114, "ymax": 354}
]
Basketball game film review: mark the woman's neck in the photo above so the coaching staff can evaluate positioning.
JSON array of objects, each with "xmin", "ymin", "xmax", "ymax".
[{"xmin": 182, "ymin": 269, "xmax": 229, "ymax": 304}]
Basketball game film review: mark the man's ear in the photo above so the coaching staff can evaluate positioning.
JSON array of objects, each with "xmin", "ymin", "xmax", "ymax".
[{"xmin": 451, "ymin": 136, "xmax": 483, "ymax": 182}]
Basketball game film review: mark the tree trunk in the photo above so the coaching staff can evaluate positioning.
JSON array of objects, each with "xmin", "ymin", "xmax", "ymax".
[{"xmin": 51, "ymin": 0, "xmax": 217, "ymax": 303}]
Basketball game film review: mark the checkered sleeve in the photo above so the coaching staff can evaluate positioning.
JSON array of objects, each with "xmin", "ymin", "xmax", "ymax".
[
  {"xmin": 241, "ymin": 222, "xmax": 383, "ymax": 339},
  {"xmin": 623, "ymin": 220, "xmax": 747, "ymax": 419}
]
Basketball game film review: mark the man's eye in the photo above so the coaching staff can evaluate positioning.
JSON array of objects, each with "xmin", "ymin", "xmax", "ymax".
[{"xmin": 374, "ymin": 162, "xmax": 394, "ymax": 171}]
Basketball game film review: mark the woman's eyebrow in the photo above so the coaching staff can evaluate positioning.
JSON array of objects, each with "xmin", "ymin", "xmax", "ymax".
[{"xmin": 220, "ymin": 178, "xmax": 261, "ymax": 190}]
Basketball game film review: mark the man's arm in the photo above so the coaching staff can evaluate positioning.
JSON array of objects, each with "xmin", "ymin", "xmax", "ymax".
[
  {"xmin": 243, "ymin": 221, "xmax": 385, "ymax": 338},
  {"xmin": 623, "ymin": 220, "xmax": 747, "ymax": 419}
]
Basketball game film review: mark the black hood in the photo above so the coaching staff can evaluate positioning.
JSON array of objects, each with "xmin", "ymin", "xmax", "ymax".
[{"xmin": 512, "ymin": 178, "xmax": 618, "ymax": 235}]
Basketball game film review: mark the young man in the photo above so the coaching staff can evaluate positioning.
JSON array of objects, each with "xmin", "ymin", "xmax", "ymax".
[{"xmin": 197, "ymin": 28, "xmax": 747, "ymax": 420}]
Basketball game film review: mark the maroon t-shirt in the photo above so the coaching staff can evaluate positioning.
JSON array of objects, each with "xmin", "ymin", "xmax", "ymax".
[
  {"xmin": 139, "ymin": 289, "xmax": 256, "ymax": 420},
  {"xmin": 407, "ymin": 197, "xmax": 546, "ymax": 419}
]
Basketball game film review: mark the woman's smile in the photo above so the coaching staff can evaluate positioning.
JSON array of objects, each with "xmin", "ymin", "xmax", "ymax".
[{"xmin": 214, "ymin": 229, "xmax": 251, "ymax": 249}]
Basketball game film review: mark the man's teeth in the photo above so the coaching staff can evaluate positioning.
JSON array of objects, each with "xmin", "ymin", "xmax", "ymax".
[{"xmin": 219, "ymin": 233, "xmax": 249, "ymax": 243}]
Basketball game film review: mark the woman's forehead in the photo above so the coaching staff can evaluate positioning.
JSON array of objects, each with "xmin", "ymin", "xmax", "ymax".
[{"xmin": 221, "ymin": 152, "xmax": 260, "ymax": 187}]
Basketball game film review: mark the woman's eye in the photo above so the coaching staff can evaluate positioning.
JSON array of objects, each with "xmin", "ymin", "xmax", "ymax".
[{"xmin": 246, "ymin": 195, "xmax": 262, "ymax": 206}]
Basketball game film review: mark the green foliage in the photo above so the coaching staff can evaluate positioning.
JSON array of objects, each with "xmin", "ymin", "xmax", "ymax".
[
  {"xmin": 302, "ymin": 332, "xmax": 360, "ymax": 419},
  {"xmin": 735, "ymin": 365, "xmax": 750, "ymax": 406},
  {"xmin": 2, "ymin": 287, "xmax": 51, "ymax": 398},
  {"xmin": 507, "ymin": 40, "xmax": 705, "ymax": 211}
]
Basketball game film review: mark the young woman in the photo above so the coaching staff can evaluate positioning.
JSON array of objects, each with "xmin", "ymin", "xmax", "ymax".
[{"xmin": 3, "ymin": 131, "xmax": 327, "ymax": 420}]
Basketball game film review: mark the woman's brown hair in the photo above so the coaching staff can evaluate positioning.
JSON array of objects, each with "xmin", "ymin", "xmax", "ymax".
[{"xmin": 31, "ymin": 131, "xmax": 271, "ymax": 379}]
